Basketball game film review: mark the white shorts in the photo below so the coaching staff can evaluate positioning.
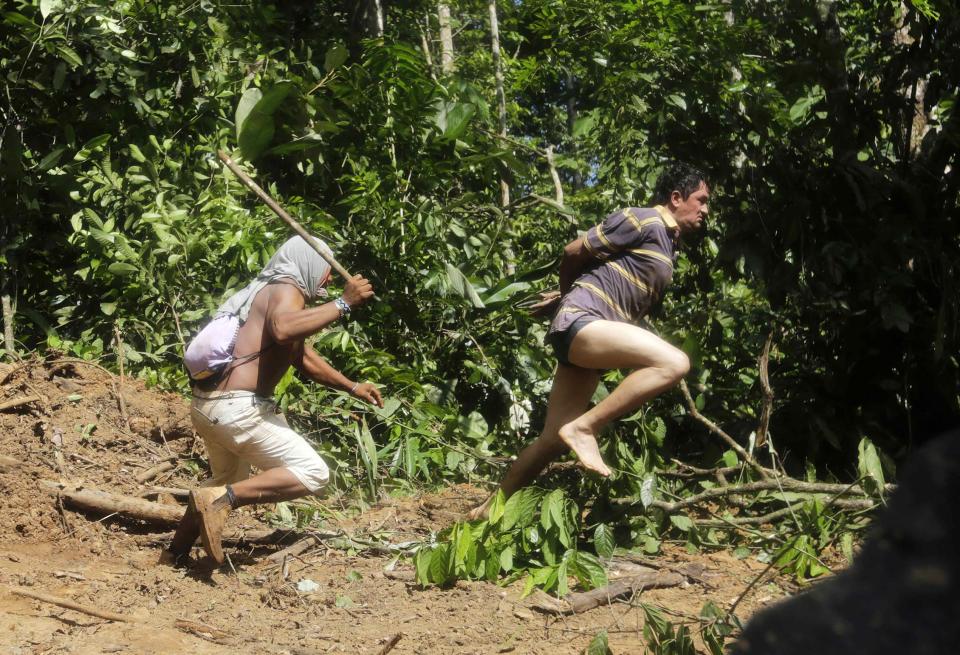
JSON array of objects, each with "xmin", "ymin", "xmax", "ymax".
[{"xmin": 190, "ymin": 390, "xmax": 330, "ymax": 493}]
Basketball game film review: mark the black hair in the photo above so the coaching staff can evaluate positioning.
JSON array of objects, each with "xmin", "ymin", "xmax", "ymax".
[{"xmin": 651, "ymin": 162, "xmax": 708, "ymax": 205}]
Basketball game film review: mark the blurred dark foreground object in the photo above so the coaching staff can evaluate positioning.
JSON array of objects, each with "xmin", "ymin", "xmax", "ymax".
[{"xmin": 732, "ymin": 428, "xmax": 960, "ymax": 655}]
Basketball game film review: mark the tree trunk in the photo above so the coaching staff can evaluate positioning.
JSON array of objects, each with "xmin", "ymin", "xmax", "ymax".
[
  {"xmin": 488, "ymin": 0, "xmax": 514, "ymax": 274},
  {"xmin": 1, "ymin": 293, "xmax": 14, "ymax": 357},
  {"xmin": 369, "ymin": 0, "xmax": 384, "ymax": 37},
  {"xmin": 565, "ymin": 71, "xmax": 582, "ymax": 191},
  {"xmin": 438, "ymin": 3, "xmax": 455, "ymax": 74}
]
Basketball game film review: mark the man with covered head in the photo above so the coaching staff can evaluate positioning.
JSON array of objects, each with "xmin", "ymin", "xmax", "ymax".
[
  {"xmin": 163, "ymin": 235, "xmax": 382, "ymax": 565},
  {"xmin": 471, "ymin": 162, "xmax": 709, "ymax": 518}
]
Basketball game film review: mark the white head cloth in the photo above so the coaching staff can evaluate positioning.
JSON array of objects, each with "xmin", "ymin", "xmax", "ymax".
[{"xmin": 216, "ymin": 235, "xmax": 333, "ymax": 322}]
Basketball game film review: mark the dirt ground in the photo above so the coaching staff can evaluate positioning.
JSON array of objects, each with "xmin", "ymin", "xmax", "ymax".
[{"xmin": 0, "ymin": 357, "xmax": 798, "ymax": 654}]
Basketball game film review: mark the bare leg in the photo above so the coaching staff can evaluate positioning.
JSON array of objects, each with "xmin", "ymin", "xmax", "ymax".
[
  {"xmin": 558, "ymin": 320, "xmax": 689, "ymax": 475},
  {"xmin": 469, "ymin": 364, "xmax": 599, "ymax": 518},
  {"xmin": 229, "ymin": 467, "xmax": 310, "ymax": 507}
]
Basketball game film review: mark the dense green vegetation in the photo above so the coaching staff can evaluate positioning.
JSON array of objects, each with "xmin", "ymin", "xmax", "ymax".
[{"xmin": 2, "ymin": 0, "xmax": 958, "ymax": 610}]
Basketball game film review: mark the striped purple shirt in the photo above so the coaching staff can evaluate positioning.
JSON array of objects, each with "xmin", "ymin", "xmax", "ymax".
[{"xmin": 550, "ymin": 206, "xmax": 679, "ymax": 335}]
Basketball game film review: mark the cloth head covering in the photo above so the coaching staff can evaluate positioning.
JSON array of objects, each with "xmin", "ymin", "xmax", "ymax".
[{"xmin": 216, "ymin": 235, "xmax": 333, "ymax": 322}]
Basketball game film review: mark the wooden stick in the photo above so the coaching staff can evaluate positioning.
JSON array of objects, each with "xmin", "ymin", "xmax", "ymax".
[
  {"xmin": 41, "ymin": 481, "xmax": 184, "ymax": 524},
  {"xmin": 529, "ymin": 570, "xmax": 684, "ymax": 615},
  {"xmin": 112, "ymin": 325, "xmax": 131, "ymax": 432},
  {"xmin": 378, "ymin": 633, "xmax": 402, "ymax": 655},
  {"xmin": 135, "ymin": 458, "xmax": 177, "ymax": 484},
  {"xmin": 0, "ymin": 394, "xmax": 39, "ymax": 411},
  {"xmin": 7, "ymin": 586, "xmax": 132, "ymax": 622},
  {"xmin": 264, "ymin": 530, "xmax": 344, "ymax": 564},
  {"xmin": 175, "ymin": 619, "xmax": 232, "ymax": 644},
  {"xmin": 217, "ymin": 151, "xmax": 352, "ymax": 281},
  {"xmin": 679, "ymin": 379, "xmax": 772, "ymax": 479}
]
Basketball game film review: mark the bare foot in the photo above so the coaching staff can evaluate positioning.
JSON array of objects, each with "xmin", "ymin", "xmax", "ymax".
[
  {"xmin": 558, "ymin": 422, "xmax": 611, "ymax": 477},
  {"xmin": 467, "ymin": 495, "xmax": 494, "ymax": 521}
]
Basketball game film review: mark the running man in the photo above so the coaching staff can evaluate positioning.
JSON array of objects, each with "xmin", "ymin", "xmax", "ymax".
[{"xmin": 471, "ymin": 163, "xmax": 709, "ymax": 516}]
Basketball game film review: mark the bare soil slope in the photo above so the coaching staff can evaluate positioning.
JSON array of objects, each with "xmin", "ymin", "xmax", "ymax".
[{"xmin": 0, "ymin": 357, "xmax": 792, "ymax": 654}]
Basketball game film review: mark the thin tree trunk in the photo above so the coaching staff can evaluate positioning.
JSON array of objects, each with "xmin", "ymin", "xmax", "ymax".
[
  {"xmin": 369, "ymin": 0, "xmax": 384, "ymax": 37},
  {"xmin": 2, "ymin": 293, "xmax": 14, "ymax": 358},
  {"xmin": 565, "ymin": 71, "xmax": 582, "ymax": 191},
  {"xmin": 438, "ymin": 3, "xmax": 455, "ymax": 74},
  {"xmin": 488, "ymin": 0, "xmax": 514, "ymax": 274}
]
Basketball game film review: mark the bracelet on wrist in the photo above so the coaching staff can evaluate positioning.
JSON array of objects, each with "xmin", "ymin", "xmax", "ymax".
[
  {"xmin": 349, "ymin": 381, "xmax": 359, "ymax": 394},
  {"xmin": 334, "ymin": 297, "xmax": 351, "ymax": 317}
]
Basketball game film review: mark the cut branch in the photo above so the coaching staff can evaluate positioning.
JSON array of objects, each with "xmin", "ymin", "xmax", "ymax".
[
  {"xmin": 135, "ymin": 457, "xmax": 177, "ymax": 484},
  {"xmin": 755, "ymin": 330, "xmax": 775, "ymax": 447},
  {"xmin": 0, "ymin": 394, "xmax": 39, "ymax": 411},
  {"xmin": 529, "ymin": 570, "xmax": 684, "ymax": 615},
  {"xmin": 679, "ymin": 379, "xmax": 772, "ymax": 479},
  {"xmin": 615, "ymin": 478, "xmax": 881, "ymax": 513},
  {"xmin": 8, "ymin": 586, "xmax": 133, "ymax": 622}
]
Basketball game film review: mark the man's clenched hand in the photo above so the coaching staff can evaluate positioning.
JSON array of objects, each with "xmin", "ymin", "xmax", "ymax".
[{"xmin": 343, "ymin": 274, "xmax": 375, "ymax": 308}]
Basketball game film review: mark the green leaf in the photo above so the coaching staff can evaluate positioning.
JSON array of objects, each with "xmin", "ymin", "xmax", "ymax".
[
  {"xmin": 107, "ymin": 262, "xmax": 138, "ymax": 276},
  {"xmin": 593, "ymin": 523, "xmax": 615, "ymax": 559},
  {"xmin": 670, "ymin": 514, "xmax": 694, "ymax": 532},
  {"xmin": 36, "ymin": 147, "xmax": 65, "ymax": 172},
  {"xmin": 99, "ymin": 302, "xmax": 116, "ymax": 316},
  {"xmin": 502, "ymin": 488, "xmax": 541, "ymax": 531},
  {"xmin": 480, "ymin": 281, "xmax": 531, "ymax": 307},
  {"xmin": 444, "ymin": 263, "xmax": 485, "ymax": 308},
  {"xmin": 235, "ymin": 82, "xmax": 295, "ymax": 161},
  {"xmin": 487, "ymin": 490, "xmax": 506, "ymax": 525},
  {"xmin": 56, "ymin": 45, "xmax": 82, "ymax": 68},
  {"xmin": 857, "ymin": 437, "xmax": 885, "ymax": 497},
  {"xmin": 499, "ymin": 545, "xmax": 514, "ymax": 573},
  {"xmin": 584, "ymin": 630, "xmax": 612, "ymax": 655},
  {"xmin": 436, "ymin": 102, "xmax": 476, "ymax": 140},
  {"xmin": 324, "ymin": 44, "xmax": 348, "ymax": 72}
]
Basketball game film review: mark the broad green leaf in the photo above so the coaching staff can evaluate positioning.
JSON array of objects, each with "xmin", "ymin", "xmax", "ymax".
[
  {"xmin": 107, "ymin": 262, "xmax": 138, "ymax": 276},
  {"xmin": 235, "ymin": 82, "xmax": 295, "ymax": 161},
  {"xmin": 857, "ymin": 437, "xmax": 885, "ymax": 497},
  {"xmin": 324, "ymin": 44, "xmax": 348, "ymax": 72},
  {"xmin": 57, "ymin": 45, "xmax": 82, "ymax": 68},
  {"xmin": 99, "ymin": 302, "xmax": 117, "ymax": 316},
  {"xmin": 585, "ymin": 630, "xmax": 612, "ymax": 655},
  {"xmin": 593, "ymin": 523, "xmax": 615, "ymax": 559},
  {"xmin": 487, "ymin": 490, "xmax": 506, "ymax": 525},
  {"xmin": 503, "ymin": 488, "xmax": 541, "ymax": 531},
  {"xmin": 670, "ymin": 514, "xmax": 694, "ymax": 532},
  {"xmin": 444, "ymin": 263, "xmax": 485, "ymax": 308}
]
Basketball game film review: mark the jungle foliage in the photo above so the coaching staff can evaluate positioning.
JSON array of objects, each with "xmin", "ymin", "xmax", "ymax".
[{"xmin": 2, "ymin": 0, "xmax": 959, "ymax": 605}]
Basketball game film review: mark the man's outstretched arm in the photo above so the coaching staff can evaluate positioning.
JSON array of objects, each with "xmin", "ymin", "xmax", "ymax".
[
  {"xmin": 293, "ymin": 344, "xmax": 384, "ymax": 407},
  {"xmin": 267, "ymin": 275, "xmax": 374, "ymax": 345}
]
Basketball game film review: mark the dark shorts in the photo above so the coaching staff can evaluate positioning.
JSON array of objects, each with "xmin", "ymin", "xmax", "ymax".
[{"xmin": 547, "ymin": 315, "xmax": 596, "ymax": 366}]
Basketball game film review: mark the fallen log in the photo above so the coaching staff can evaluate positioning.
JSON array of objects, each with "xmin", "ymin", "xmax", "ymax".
[
  {"xmin": 7, "ymin": 586, "xmax": 132, "ymax": 622},
  {"xmin": 529, "ymin": 570, "xmax": 684, "ymax": 615},
  {"xmin": 41, "ymin": 480, "xmax": 184, "ymax": 525}
]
